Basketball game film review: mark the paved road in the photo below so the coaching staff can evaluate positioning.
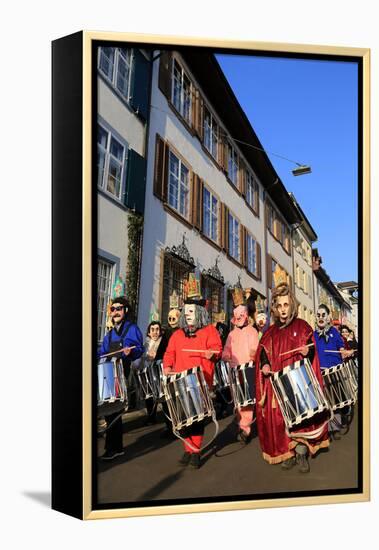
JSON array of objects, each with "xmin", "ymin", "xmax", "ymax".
[{"xmin": 97, "ymin": 405, "xmax": 359, "ymax": 506}]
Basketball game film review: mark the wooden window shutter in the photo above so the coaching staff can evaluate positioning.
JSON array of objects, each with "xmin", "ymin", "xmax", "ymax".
[
  {"xmin": 191, "ymin": 174, "xmax": 203, "ymax": 231},
  {"xmin": 158, "ymin": 51, "xmax": 172, "ymax": 99},
  {"xmin": 218, "ymin": 134, "xmax": 228, "ymax": 172},
  {"xmin": 193, "ymin": 89, "xmax": 204, "ymax": 139},
  {"xmin": 256, "ymin": 241, "xmax": 262, "ymax": 279},
  {"xmin": 267, "ymin": 253, "xmax": 273, "ymax": 288},
  {"xmin": 239, "ymin": 160, "xmax": 246, "ymax": 196},
  {"xmin": 153, "ymin": 134, "xmax": 168, "ymax": 202},
  {"xmin": 220, "ymin": 203, "xmax": 229, "ymax": 251}
]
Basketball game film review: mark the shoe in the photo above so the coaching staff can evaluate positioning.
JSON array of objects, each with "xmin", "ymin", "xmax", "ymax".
[
  {"xmin": 296, "ymin": 453, "xmax": 310, "ymax": 474},
  {"xmin": 281, "ymin": 457, "xmax": 297, "ymax": 470},
  {"xmin": 239, "ymin": 430, "xmax": 252, "ymax": 444},
  {"xmin": 100, "ymin": 449, "xmax": 124, "ymax": 461},
  {"xmin": 178, "ymin": 452, "xmax": 191, "ymax": 466},
  {"xmin": 189, "ymin": 453, "xmax": 201, "ymax": 469}
]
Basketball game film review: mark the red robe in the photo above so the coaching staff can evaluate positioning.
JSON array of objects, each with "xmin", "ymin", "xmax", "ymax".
[
  {"xmin": 255, "ymin": 318, "xmax": 329, "ymax": 464},
  {"xmin": 163, "ymin": 324, "xmax": 222, "ymax": 386}
]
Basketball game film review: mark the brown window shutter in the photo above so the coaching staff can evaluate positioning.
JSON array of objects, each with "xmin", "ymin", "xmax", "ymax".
[
  {"xmin": 239, "ymin": 160, "xmax": 246, "ymax": 196},
  {"xmin": 153, "ymin": 134, "xmax": 168, "ymax": 201},
  {"xmin": 218, "ymin": 134, "xmax": 228, "ymax": 172},
  {"xmin": 193, "ymin": 89, "xmax": 204, "ymax": 139},
  {"xmin": 220, "ymin": 203, "xmax": 229, "ymax": 251},
  {"xmin": 288, "ymin": 274, "xmax": 293, "ymax": 292},
  {"xmin": 267, "ymin": 253, "xmax": 272, "ymax": 288},
  {"xmin": 191, "ymin": 174, "xmax": 203, "ymax": 231},
  {"xmin": 265, "ymin": 201, "xmax": 270, "ymax": 230},
  {"xmin": 256, "ymin": 241, "xmax": 262, "ymax": 279},
  {"xmin": 158, "ymin": 51, "xmax": 172, "ymax": 99}
]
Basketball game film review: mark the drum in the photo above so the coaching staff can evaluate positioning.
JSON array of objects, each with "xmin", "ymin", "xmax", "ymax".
[
  {"xmin": 228, "ymin": 361, "xmax": 256, "ymax": 408},
  {"xmin": 97, "ymin": 358, "xmax": 128, "ymax": 417},
  {"xmin": 136, "ymin": 360, "xmax": 165, "ymax": 401},
  {"xmin": 213, "ymin": 360, "xmax": 231, "ymax": 390},
  {"xmin": 322, "ymin": 362, "xmax": 357, "ymax": 411},
  {"xmin": 345, "ymin": 358, "xmax": 358, "ymax": 398},
  {"xmin": 271, "ymin": 358, "xmax": 329, "ymax": 429},
  {"xmin": 163, "ymin": 367, "xmax": 214, "ymax": 431}
]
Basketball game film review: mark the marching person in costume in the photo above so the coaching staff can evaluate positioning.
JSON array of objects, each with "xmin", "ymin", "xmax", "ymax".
[
  {"xmin": 255, "ymin": 281, "xmax": 329, "ymax": 473},
  {"xmin": 165, "ymin": 290, "xmax": 181, "ymax": 341},
  {"xmin": 213, "ymin": 310, "xmax": 231, "ymax": 419},
  {"xmin": 313, "ymin": 304, "xmax": 353, "ymax": 439},
  {"xmin": 252, "ymin": 295, "xmax": 269, "ymax": 340},
  {"xmin": 222, "ymin": 288, "xmax": 259, "ymax": 443},
  {"xmin": 163, "ymin": 274, "xmax": 222, "ymax": 469},
  {"xmin": 98, "ymin": 296, "xmax": 144, "ymax": 460}
]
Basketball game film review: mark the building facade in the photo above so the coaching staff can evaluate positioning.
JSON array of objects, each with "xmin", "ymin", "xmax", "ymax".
[
  {"xmin": 336, "ymin": 281, "xmax": 358, "ymax": 334},
  {"xmin": 96, "ymin": 46, "xmax": 151, "ymax": 342}
]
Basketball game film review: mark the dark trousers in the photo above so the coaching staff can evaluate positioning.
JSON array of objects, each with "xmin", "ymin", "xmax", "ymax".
[{"xmin": 146, "ymin": 398, "xmax": 172, "ymax": 429}]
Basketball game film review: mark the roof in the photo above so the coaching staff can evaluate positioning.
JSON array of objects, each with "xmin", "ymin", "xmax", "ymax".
[{"xmin": 180, "ymin": 48, "xmax": 302, "ymax": 226}]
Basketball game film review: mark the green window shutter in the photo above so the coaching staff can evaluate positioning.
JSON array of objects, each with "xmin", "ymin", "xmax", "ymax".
[
  {"xmin": 124, "ymin": 149, "xmax": 146, "ymax": 214},
  {"xmin": 130, "ymin": 50, "xmax": 150, "ymax": 121}
]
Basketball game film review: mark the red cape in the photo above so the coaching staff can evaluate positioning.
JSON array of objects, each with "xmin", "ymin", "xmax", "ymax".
[{"xmin": 255, "ymin": 318, "xmax": 329, "ymax": 464}]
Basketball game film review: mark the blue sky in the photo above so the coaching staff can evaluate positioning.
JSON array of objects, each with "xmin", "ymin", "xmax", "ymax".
[{"xmin": 217, "ymin": 54, "xmax": 358, "ymax": 283}]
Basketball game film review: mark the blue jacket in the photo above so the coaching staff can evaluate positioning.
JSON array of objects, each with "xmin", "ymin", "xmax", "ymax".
[
  {"xmin": 314, "ymin": 326, "xmax": 345, "ymax": 368},
  {"xmin": 98, "ymin": 320, "xmax": 144, "ymax": 363}
]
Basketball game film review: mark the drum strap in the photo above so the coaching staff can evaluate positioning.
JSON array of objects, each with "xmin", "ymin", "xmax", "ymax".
[{"xmin": 172, "ymin": 412, "xmax": 220, "ymax": 453}]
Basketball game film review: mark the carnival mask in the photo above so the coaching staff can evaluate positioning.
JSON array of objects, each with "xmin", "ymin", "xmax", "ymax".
[
  {"xmin": 256, "ymin": 312, "xmax": 267, "ymax": 329},
  {"xmin": 232, "ymin": 305, "xmax": 248, "ymax": 328},
  {"xmin": 168, "ymin": 308, "xmax": 180, "ymax": 328},
  {"xmin": 184, "ymin": 304, "xmax": 196, "ymax": 327}
]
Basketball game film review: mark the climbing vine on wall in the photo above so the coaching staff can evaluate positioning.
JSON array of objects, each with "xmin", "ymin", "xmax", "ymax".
[{"xmin": 126, "ymin": 212, "xmax": 144, "ymax": 322}]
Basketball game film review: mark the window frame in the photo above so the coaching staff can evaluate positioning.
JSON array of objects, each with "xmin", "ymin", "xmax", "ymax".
[
  {"xmin": 202, "ymin": 184, "xmax": 219, "ymax": 244},
  {"xmin": 97, "ymin": 122, "xmax": 128, "ymax": 202},
  {"xmin": 98, "ymin": 47, "xmax": 133, "ymax": 102},
  {"xmin": 171, "ymin": 58, "xmax": 193, "ymax": 125},
  {"xmin": 228, "ymin": 211, "xmax": 240, "ymax": 262},
  {"xmin": 97, "ymin": 258, "xmax": 115, "ymax": 344},
  {"xmin": 246, "ymin": 230, "xmax": 258, "ymax": 277},
  {"xmin": 167, "ymin": 148, "xmax": 191, "ymax": 221}
]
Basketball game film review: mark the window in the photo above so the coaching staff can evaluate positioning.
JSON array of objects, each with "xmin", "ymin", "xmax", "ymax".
[
  {"xmin": 98, "ymin": 47, "xmax": 132, "ymax": 100},
  {"xmin": 246, "ymin": 172, "xmax": 258, "ymax": 211},
  {"xmin": 203, "ymin": 186, "xmax": 219, "ymax": 242},
  {"xmin": 296, "ymin": 264, "xmax": 301, "ymax": 287},
  {"xmin": 228, "ymin": 213, "xmax": 240, "ymax": 261},
  {"xmin": 267, "ymin": 203, "xmax": 275, "ymax": 234},
  {"xmin": 168, "ymin": 150, "xmax": 190, "ymax": 219},
  {"xmin": 203, "ymin": 106, "xmax": 219, "ymax": 160},
  {"xmin": 97, "ymin": 124, "xmax": 127, "ymax": 200},
  {"xmin": 201, "ymin": 277, "xmax": 224, "ymax": 323},
  {"xmin": 162, "ymin": 254, "xmax": 193, "ymax": 324},
  {"xmin": 172, "ymin": 59, "xmax": 192, "ymax": 124},
  {"xmin": 97, "ymin": 259, "xmax": 115, "ymax": 343},
  {"xmin": 227, "ymin": 143, "xmax": 239, "ymax": 186},
  {"xmin": 246, "ymin": 232, "xmax": 258, "ymax": 275},
  {"xmin": 303, "ymin": 270, "xmax": 308, "ymax": 294}
]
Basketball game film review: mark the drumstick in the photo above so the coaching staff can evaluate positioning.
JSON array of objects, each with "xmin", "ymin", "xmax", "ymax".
[
  {"xmin": 323, "ymin": 350, "xmax": 343, "ymax": 353},
  {"xmin": 100, "ymin": 346, "xmax": 136, "ymax": 358},
  {"xmin": 182, "ymin": 349, "xmax": 220, "ymax": 353},
  {"xmin": 279, "ymin": 343, "xmax": 314, "ymax": 357}
]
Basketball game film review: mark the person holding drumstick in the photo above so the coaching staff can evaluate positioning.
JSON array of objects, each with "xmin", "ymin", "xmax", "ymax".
[
  {"xmin": 255, "ymin": 282, "xmax": 329, "ymax": 473},
  {"xmin": 222, "ymin": 288, "xmax": 259, "ymax": 444},
  {"xmin": 98, "ymin": 296, "xmax": 144, "ymax": 461},
  {"xmin": 163, "ymin": 274, "xmax": 222, "ymax": 469}
]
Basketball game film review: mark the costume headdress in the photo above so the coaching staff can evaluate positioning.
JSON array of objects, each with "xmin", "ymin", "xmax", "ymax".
[
  {"xmin": 255, "ymin": 295, "xmax": 266, "ymax": 314},
  {"xmin": 213, "ymin": 310, "xmax": 226, "ymax": 324},
  {"xmin": 184, "ymin": 272, "xmax": 205, "ymax": 306},
  {"xmin": 112, "ymin": 275, "xmax": 125, "ymax": 298},
  {"xmin": 169, "ymin": 290, "xmax": 180, "ymax": 310},
  {"xmin": 149, "ymin": 307, "xmax": 160, "ymax": 323},
  {"xmin": 231, "ymin": 287, "xmax": 245, "ymax": 307},
  {"xmin": 273, "ymin": 264, "xmax": 288, "ymax": 288}
]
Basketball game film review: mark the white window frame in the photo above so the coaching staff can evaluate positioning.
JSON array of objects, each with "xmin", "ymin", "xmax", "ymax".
[
  {"xmin": 98, "ymin": 47, "xmax": 133, "ymax": 101},
  {"xmin": 228, "ymin": 213, "xmax": 240, "ymax": 261},
  {"xmin": 246, "ymin": 171, "xmax": 257, "ymax": 210},
  {"xmin": 97, "ymin": 123, "xmax": 127, "ymax": 201},
  {"xmin": 172, "ymin": 59, "xmax": 192, "ymax": 124},
  {"xmin": 168, "ymin": 150, "xmax": 190, "ymax": 219},
  {"xmin": 97, "ymin": 259, "xmax": 115, "ymax": 343},
  {"xmin": 246, "ymin": 232, "xmax": 258, "ymax": 275},
  {"xmin": 203, "ymin": 186, "xmax": 219, "ymax": 243},
  {"xmin": 227, "ymin": 143, "xmax": 239, "ymax": 186},
  {"xmin": 203, "ymin": 107, "xmax": 219, "ymax": 160}
]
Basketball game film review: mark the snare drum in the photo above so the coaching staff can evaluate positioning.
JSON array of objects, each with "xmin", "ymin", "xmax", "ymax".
[
  {"xmin": 213, "ymin": 360, "xmax": 231, "ymax": 390},
  {"xmin": 271, "ymin": 358, "xmax": 329, "ymax": 429},
  {"xmin": 322, "ymin": 362, "xmax": 357, "ymax": 410},
  {"xmin": 136, "ymin": 360, "xmax": 165, "ymax": 401},
  {"xmin": 97, "ymin": 358, "xmax": 128, "ymax": 417},
  {"xmin": 345, "ymin": 358, "xmax": 358, "ymax": 398},
  {"xmin": 163, "ymin": 367, "xmax": 214, "ymax": 431},
  {"xmin": 228, "ymin": 362, "xmax": 256, "ymax": 408}
]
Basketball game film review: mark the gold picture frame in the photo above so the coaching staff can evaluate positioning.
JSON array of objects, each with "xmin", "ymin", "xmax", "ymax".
[{"xmin": 52, "ymin": 31, "xmax": 370, "ymax": 520}]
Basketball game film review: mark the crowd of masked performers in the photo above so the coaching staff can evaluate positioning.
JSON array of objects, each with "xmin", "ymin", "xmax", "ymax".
[{"xmin": 98, "ymin": 281, "xmax": 358, "ymax": 472}]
